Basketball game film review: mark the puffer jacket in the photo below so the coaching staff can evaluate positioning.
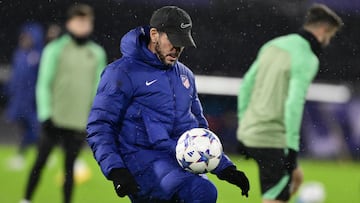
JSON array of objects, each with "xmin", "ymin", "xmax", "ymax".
[{"xmin": 86, "ymin": 26, "xmax": 233, "ymax": 180}]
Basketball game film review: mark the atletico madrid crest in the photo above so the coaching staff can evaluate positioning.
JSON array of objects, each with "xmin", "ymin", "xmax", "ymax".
[{"xmin": 180, "ymin": 75, "xmax": 190, "ymax": 89}]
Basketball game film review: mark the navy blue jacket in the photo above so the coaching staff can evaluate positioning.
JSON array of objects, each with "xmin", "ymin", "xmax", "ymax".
[
  {"xmin": 6, "ymin": 22, "xmax": 43, "ymax": 121},
  {"xmin": 87, "ymin": 26, "xmax": 233, "ymax": 180}
]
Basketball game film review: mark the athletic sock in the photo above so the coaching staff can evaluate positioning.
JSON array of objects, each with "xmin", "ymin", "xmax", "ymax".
[{"xmin": 19, "ymin": 199, "xmax": 31, "ymax": 203}]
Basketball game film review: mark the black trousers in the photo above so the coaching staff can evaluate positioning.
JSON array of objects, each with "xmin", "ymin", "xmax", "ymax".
[
  {"xmin": 237, "ymin": 141, "xmax": 291, "ymax": 201},
  {"xmin": 24, "ymin": 121, "xmax": 85, "ymax": 203}
]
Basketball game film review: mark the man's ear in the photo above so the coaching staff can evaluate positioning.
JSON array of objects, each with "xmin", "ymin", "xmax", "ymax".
[
  {"xmin": 319, "ymin": 22, "xmax": 337, "ymax": 35},
  {"xmin": 149, "ymin": 28, "xmax": 159, "ymax": 43},
  {"xmin": 324, "ymin": 23, "xmax": 338, "ymax": 34}
]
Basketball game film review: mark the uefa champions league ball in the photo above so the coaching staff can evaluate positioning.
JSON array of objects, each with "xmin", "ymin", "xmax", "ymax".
[
  {"xmin": 176, "ymin": 128, "xmax": 223, "ymax": 174},
  {"xmin": 296, "ymin": 182, "xmax": 326, "ymax": 203}
]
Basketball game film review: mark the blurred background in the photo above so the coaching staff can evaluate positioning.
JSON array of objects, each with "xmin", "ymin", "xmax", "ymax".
[
  {"xmin": 0, "ymin": 0, "xmax": 359, "ymax": 202},
  {"xmin": 1, "ymin": 0, "xmax": 359, "ymax": 159}
]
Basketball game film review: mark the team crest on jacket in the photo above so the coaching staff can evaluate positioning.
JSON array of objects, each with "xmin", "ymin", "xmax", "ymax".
[{"xmin": 180, "ymin": 75, "xmax": 190, "ymax": 89}]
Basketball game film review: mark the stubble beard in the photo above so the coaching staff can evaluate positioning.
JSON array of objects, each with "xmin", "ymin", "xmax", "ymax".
[{"xmin": 155, "ymin": 42, "xmax": 178, "ymax": 66}]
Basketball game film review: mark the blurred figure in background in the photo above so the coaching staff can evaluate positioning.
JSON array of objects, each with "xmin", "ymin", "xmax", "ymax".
[
  {"xmin": 45, "ymin": 23, "xmax": 62, "ymax": 43},
  {"xmin": 20, "ymin": 4, "xmax": 106, "ymax": 203},
  {"xmin": 6, "ymin": 22, "xmax": 44, "ymax": 170},
  {"xmin": 237, "ymin": 4, "xmax": 342, "ymax": 203}
]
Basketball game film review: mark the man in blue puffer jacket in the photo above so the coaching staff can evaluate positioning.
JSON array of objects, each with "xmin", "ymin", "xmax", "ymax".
[{"xmin": 87, "ymin": 6, "xmax": 249, "ymax": 202}]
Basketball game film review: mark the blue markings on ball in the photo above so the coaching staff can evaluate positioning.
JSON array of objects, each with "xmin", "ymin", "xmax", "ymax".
[
  {"xmin": 197, "ymin": 151, "xmax": 209, "ymax": 165},
  {"xmin": 179, "ymin": 157, "xmax": 192, "ymax": 170}
]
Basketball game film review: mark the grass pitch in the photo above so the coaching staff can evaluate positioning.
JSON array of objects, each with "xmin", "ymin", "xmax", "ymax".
[{"xmin": 0, "ymin": 145, "xmax": 359, "ymax": 203}]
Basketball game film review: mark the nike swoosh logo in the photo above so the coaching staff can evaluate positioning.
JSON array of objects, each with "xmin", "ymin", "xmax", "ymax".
[
  {"xmin": 146, "ymin": 79, "xmax": 158, "ymax": 86},
  {"xmin": 180, "ymin": 23, "xmax": 191, "ymax": 29}
]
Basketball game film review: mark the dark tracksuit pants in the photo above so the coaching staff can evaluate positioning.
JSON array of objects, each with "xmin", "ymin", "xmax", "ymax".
[{"xmin": 24, "ymin": 121, "xmax": 85, "ymax": 203}]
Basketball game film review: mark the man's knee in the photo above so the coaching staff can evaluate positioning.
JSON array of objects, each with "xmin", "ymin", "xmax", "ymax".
[
  {"xmin": 177, "ymin": 177, "xmax": 217, "ymax": 203},
  {"xmin": 198, "ymin": 178, "xmax": 217, "ymax": 202}
]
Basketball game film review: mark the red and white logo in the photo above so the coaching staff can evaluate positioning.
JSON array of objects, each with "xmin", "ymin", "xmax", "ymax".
[{"xmin": 181, "ymin": 75, "xmax": 190, "ymax": 89}]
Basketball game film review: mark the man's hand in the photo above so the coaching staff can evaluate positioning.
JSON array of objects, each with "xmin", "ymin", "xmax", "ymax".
[
  {"xmin": 290, "ymin": 166, "xmax": 304, "ymax": 196},
  {"xmin": 217, "ymin": 166, "xmax": 250, "ymax": 197},
  {"xmin": 109, "ymin": 168, "xmax": 139, "ymax": 197}
]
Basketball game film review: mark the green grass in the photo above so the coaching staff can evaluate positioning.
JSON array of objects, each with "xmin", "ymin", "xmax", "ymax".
[{"xmin": 1, "ymin": 145, "xmax": 359, "ymax": 203}]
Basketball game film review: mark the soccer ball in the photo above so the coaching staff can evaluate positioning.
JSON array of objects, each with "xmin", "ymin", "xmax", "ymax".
[
  {"xmin": 176, "ymin": 128, "xmax": 223, "ymax": 174},
  {"xmin": 296, "ymin": 182, "xmax": 326, "ymax": 203}
]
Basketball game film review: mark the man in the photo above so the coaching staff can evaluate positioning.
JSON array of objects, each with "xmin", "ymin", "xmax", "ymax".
[
  {"xmin": 237, "ymin": 4, "xmax": 343, "ymax": 203},
  {"xmin": 87, "ymin": 6, "xmax": 249, "ymax": 203},
  {"xmin": 6, "ymin": 22, "xmax": 43, "ymax": 170},
  {"xmin": 21, "ymin": 4, "xmax": 106, "ymax": 203}
]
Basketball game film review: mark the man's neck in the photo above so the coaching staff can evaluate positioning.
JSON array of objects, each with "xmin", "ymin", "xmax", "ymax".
[
  {"xmin": 303, "ymin": 26, "xmax": 322, "ymax": 44},
  {"xmin": 299, "ymin": 28, "xmax": 322, "ymax": 57}
]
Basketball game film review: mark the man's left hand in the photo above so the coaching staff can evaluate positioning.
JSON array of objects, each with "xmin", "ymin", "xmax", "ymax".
[
  {"xmin": 290, "ymin": 166, "xmax": 304, "ymax": 196},
  {"xmin": 217, "ymin": 166, "xmax": 250, "ymax": 197}
]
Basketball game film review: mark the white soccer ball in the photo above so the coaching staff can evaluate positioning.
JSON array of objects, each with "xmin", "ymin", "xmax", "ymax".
[
  {"xmin": 176, "ymin": 128, "xmax": 223, "ymax": 174},
  {"xmin": 296, "ymin": 182, "xmax": 326, "ymax": 203}
]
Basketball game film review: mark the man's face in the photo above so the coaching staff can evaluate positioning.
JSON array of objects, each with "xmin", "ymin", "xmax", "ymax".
[
  {"xmin": 66, "ymin": 16, "xmax": 93, "ymax": 38},
  {"xmin": 154, "ymin": 32, "xmax": 184, "ymax": 66},
  {"xmin": 320, "ymin": 26, "xmax": 338, "ymax": 47},
  {"xmin": 19, "ymin": 33, "xmax": 33, "ymax": 50}
]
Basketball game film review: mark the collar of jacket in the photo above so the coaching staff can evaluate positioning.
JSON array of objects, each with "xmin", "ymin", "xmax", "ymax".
[
  {"xmin": 67, "ymin": 32, "xmax": 91, "ymax": 46},
  {"xmin": 298, "ymin": 29, "xmax": 322, "ymax": 58}
]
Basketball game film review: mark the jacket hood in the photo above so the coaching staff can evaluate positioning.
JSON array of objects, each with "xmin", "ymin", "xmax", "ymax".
[
  {"xmin": 120, "ymin": 26, "xmax": 172, "ymax": 69},
  {"xmin": 20, "ymin": 22, "xmax": 44, "ymax": 50}
]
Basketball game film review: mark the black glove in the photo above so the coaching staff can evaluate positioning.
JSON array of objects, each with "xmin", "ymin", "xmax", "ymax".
[
  {"xmin": 217, "ymin": 166, "xmax": 250, "ymax": 197},
  {"xmin": 284, "ymin": 149, "xmax": 298, "ymax": 173},
  {"xmin": 109, "ymin": 168, "xmax": 139, "ymax": 197}
]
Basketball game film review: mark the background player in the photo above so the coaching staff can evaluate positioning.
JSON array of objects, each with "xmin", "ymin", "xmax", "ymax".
[
  {"xmin": 237, "ymin": 4, "xmax": 343, "ymax": 203},
  {"xmin": 20, "ymin": 4, "xmax": 106, "ymax": 203},
  {"xmin": 5, "ymin": 22, "xmax": 44, "ymax": 170}
]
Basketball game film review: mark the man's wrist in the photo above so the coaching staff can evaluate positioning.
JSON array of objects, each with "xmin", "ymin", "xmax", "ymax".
[
  {"xmin": 109, "ymin": 168, "xmax": 126, "ymax": 181},
  {"xmin": 217, "ymin": 165, "xmax": 236, "ymax": 180}
]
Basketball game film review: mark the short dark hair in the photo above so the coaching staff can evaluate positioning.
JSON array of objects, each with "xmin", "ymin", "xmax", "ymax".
[
  {"xmin": 67, "ymin": 4, "xmax": 94, "ymax": 20},
  {"xmin": 304, "ymin": 4, "xmax": 343, "ymax": 28}
]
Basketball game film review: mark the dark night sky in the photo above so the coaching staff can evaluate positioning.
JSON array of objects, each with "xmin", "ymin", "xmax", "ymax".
[{"xmin": 0, "ymin": 0, "xmax": 359, "ymax": 83}]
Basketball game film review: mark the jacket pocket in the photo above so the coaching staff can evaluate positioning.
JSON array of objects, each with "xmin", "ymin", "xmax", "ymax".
[
  {"xmin": 141, "ymin": 113, "xmax": 170, "ymax": 147},
  {"xmin": 126, "ymin": 105, "xmax": 171, "ymax": 148}
]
